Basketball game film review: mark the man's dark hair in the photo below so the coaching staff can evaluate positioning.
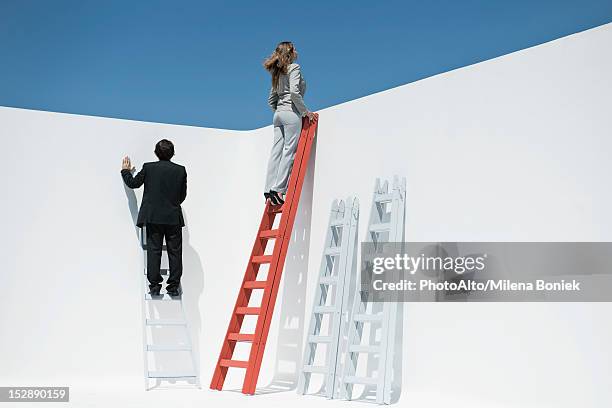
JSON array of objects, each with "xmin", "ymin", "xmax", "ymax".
[{"xmin": 154, "ymin": 139, "xmax": 175, "ymax": 161}]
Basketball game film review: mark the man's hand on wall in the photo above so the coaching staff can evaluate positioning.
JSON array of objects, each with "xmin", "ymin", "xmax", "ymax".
[{"xmin": 122, "ymin": 156, "xmax": 134, "ymax": 171}]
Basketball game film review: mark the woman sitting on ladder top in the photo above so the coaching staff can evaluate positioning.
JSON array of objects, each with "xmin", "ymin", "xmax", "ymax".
[{"xmin": 263, "ymin": 41, "xmax": 316, "ymax": 206}]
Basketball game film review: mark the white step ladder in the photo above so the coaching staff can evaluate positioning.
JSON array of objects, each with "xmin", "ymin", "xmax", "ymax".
[
  {"xmin": 140, "ymin": 228, "xmax": 200, "ymax": 390},
  {"xmin": 297, "ymin": 197, "xmax": 359, "ymax": 398},
  {"xmin": 341, "ymin": 176, "xmax": 406, "ymax": 404}
]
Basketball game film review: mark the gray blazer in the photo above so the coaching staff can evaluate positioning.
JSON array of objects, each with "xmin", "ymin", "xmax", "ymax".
[{"xmin": 267, "ymin": 63, "xmax": 309, "ymax": 116}]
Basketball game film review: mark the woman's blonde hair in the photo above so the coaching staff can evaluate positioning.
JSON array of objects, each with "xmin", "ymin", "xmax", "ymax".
[{"xmin": 263, "ymin": 41, "xmax": 297, "ymax": 90}]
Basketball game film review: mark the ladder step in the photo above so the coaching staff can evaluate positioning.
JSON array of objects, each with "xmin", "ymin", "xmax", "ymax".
[
  {"xmin": 146, "ymin": 318, "xmax": 186, "ymax": 326},
  {"xmin": 236, "ymin": 307, "xmax": 261, "ymax": 315},
  {"xmin": 145, "ymin": 293, "xmax": 181, "ymax": 301},
  {"xmin": 343, "ymin": 375, "xmax": 378, "ymax": 385},
  {"xmin": 369, "ymin": 223, "xmax": 391, "ymax": 233},
  {"xmin": 308, "ymin": 335, "xmax": 332, "ymax": 343},
  {"xmin": 243, "ymin": 280, "xmax": 268, "ymax": 289},
  {"xmin": 268, "ymin": 205, "xmax": 284, "ymax": 214},
  {"xmin": 220, "ymin": 359, "xmax": 249, "ymax": 368},
  {"xmin": 375, "ymin": 193, "xmax": 394, "ymax": 203},
  {"xmin": 148, "ymin": 370, "xmax": 197, "ymax": 379},
  {"xmin": 228, "ymin": 333, "xmax": 255, "ymax": 342},
  {"xmin": 259, "ymin": 229, "xmax": 279, "ymax": 239},
  {"xmin": 349, "ymin": 345, "xmax": 381, "ymax": 353},
  {"xmin": 330, "ymin": 219, "xmax": 344, "ymax": 227},
  {"xmin": 313, "ymin": 306, "xmax": 336, "ymax": 314},
  {"xmin": 354, "ymin": 313, "xmax": 383, "ymax": 322},
  {"xmin": 146, "ymin": 344, "xmax": 192, "ymax": 351},
  {"xmin": 324, "ymin": 247, "xmax": 341, "ymax": 256},
  {"xmin": 302, "ymin": 365, "xmax": 328, "ymax": 373},
  {"xmin": 319, "ymin": 276, "xmax": 338, "ymax": 285},
  {"xmin": 252, "ymin": 255, "xmax": 273, "ymax": 264}
]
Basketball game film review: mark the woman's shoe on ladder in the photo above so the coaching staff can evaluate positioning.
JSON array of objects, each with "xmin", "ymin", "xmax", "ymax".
[
  {"xmin": 270, "ymin": 190, "xmax": 284, "ymax": 205},
  {"xmin": 265, "ymin": 191, "xmax": 279, "ymax": 206}
]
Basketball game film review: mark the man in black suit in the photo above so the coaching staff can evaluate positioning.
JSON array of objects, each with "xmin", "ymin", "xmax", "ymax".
[{"xmin": 121, "ymin": 139, "xmax": 187, "ymax": 297}]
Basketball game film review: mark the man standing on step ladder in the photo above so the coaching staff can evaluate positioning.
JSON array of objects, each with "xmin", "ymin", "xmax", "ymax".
[{"xmin": 121, "ymin": 139, "xmax": 187, "ymax": 297}]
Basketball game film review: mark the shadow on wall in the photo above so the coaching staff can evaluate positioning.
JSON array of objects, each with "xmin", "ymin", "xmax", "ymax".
[
  {"xmin": 257, "ymin": 141, "xmax": 317, "ymax": 395},
  {"xmin": 124, "ymin": 183, "xmax": 140, "ymax": 239},
  {"xmin": 176, "ymin": 215, "xmax": 204, "ymax": 384},
  {"xmin": 123, "ymin": 182, "xmax": 205, "ymax": 387}
]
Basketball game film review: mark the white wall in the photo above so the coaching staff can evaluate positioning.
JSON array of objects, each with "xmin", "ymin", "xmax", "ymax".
[{"xmin": 1, "ymin": 23, "xmax": 611, "ymax": 407}]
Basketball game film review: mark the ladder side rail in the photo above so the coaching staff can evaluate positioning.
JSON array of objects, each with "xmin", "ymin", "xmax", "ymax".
[
  {"xmin": 179, "ymin": 296, "xmax": 201, "ymax": 388},
  {"xmin": 341, "ymin": 288, "xmax": 366, "ymax": 400},
  {"xmin": 372, "ymin": 184, "xmax": 396, "ymax": 404},
  {"xmin": 376, "ymin": 177, "xmax": 401, "ymax": 404},
  {"xmin": 141, "ymin": 227, "xmax": 150, "ymax": 390},
  {"xmin": 335, "ymin": 199, "xmax": 360, "ymax": 399},
  {"xmin": 381, "ymin": 177, "xmax": 406, "ymax": 403}
]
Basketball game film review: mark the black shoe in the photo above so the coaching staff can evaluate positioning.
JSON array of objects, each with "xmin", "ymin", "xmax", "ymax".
[
  {"xmin": 167, "ymin": 287, "xmax": 181, "ymax": 297},
  {"xmin": 266, "ymin": 191, "xmax": 280, "ymax": 205},
  {"xmin": 264, "ymin": 192, "xmax": 276, "ymax": 205},
  {"xmin": 270, "ymin": 190, "xmax": 285, "ymax": 205},
  {"xmin": 149, "ymin": 287, "xmax": 161, "ymax": 297}
]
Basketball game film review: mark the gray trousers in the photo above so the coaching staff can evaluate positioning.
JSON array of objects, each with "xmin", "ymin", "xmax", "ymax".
[{"xmin": 264, "ymin": 110, "xmax": 303, "ymax": 194}]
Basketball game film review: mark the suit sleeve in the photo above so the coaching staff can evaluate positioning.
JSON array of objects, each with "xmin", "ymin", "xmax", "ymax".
[
  {"xmin": 121, "ymin": 165, "xmax": 145, "ymax": 189},
  {"xmin": 268, "ymin": 85, "xmax": 278, "ymax": 111},
  {"xmin": 180, "ymin": 168, "xmax": 187, "ymax": 204},
  {"xmin": 289, "ymin": 64, "xmax": 309, "ymax": 116}
]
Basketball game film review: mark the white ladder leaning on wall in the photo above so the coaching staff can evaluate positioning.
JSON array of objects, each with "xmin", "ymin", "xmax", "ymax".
[
  {"xmin": 297, "ymin": 197, "xmax": 359, "ymax": 398},
  {"xmin": 140, "ymin": 228, "xmax": 200, "ymax": 390},
  {"xmin": 341, "ymin": 176, "xmax": 406, "ymax": 404}
]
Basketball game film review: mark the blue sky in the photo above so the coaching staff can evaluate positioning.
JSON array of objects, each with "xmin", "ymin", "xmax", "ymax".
[{"xmin": 0, "ymin": 0, "xmax": 611, "ymax": 130}]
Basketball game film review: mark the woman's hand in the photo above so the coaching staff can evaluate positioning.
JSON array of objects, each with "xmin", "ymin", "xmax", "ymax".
[{"xmin": 305, "ymin": 111, "xmax": 317, "ymax": 121}]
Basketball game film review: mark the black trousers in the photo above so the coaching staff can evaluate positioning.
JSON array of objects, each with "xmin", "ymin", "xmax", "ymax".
[{"xmin": 145, "ymin": 223, "xmax": 183, "ymax": 292}]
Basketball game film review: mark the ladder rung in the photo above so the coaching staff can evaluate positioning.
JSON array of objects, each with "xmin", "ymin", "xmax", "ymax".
[
  {"xmin": 324, "ymin": 247, "xmax": 341, "ymax": 256},
  {"xmin": 252, "ymin": 255, "xmax": 273, "ymax": 264},
  {"xmin": 354, "ymin": 313, "xmax": 383, "ymax": 322},
  {"xmin": 313, "ymin": 306, "xmax": 336, "ymax": 314},
  {"xmin": 302, "ymin": 365, "xmax": 328, "ymax": 373},
  {"xmin": 343, "ymin": 375, "xmax": 378, "ymax": 385},
  {"xmin": 228, "ymin": 333, "xmax": 255, "ymax": 342},
  {"xmin": 148, "ymin": 370, "xmax": 197, "ymax": 379},
  {"xmin": 375, "ymin": 193, "xmax": 394, "ymax": 203},
  {"xmin": 146, "ymin": 318, "xmax": 186, "ymax": 326},
  {"xmin": 369, "ymin": 223, "xmax": 391, "ymax": 232},
  {"xmin": 259, "ymin": 229, "xmax": 279, "ymax": 238},
  {"xmin": 268, "ymin": 205, "xmax": 284, "ymax": 214},
  {"xmin": 236, "ymin": 307, "xmax": 261, "ymax": 315},
  {"xmin": 146, "ymin": 344, "xmax": 191, "ymax": 351},
  {"xmin": 319, "ymin": 276, "xmax": 337, "ymax": 285},
  {"xmin": 220, "ymin": 359, "xmax": 249, "ymax": 368},
  {"xmin": 308, "ymin": 335, "xmax": 332, "ymax": 343},
  {"xmin": 330, "ymin": 219, "xmax": 344, "ymax": 227},
  {"xmin": 243, "ymin": 280, "xmax": 268, "ymax": 289},
  {"xmin": 349, "ymin": 345, "xmax": 380, "ymax": 353},
  {"xmin": 145, "ymin": 293, "xmax": 181, "ymax": 301}
]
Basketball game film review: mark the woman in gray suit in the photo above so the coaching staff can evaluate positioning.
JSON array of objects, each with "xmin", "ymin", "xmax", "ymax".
[{"xmin": 263, "ymin": 41, "xmax": 316, "ymax": 205}]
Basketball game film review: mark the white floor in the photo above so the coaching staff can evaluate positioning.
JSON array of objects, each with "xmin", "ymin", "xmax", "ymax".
[{"xmin": 64, "ymin": 380, "xmax": 546, "ymax": 408}]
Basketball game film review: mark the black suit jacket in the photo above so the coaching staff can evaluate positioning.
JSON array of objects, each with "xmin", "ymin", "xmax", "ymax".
[{"xmin": 121, "ymin": 160, "xmax": 187, "ymax": 227}]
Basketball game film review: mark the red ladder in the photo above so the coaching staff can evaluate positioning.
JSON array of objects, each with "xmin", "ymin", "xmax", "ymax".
[{"xmin": 210, "ymin": 114, "xmax": 319, "ymax": 394}]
